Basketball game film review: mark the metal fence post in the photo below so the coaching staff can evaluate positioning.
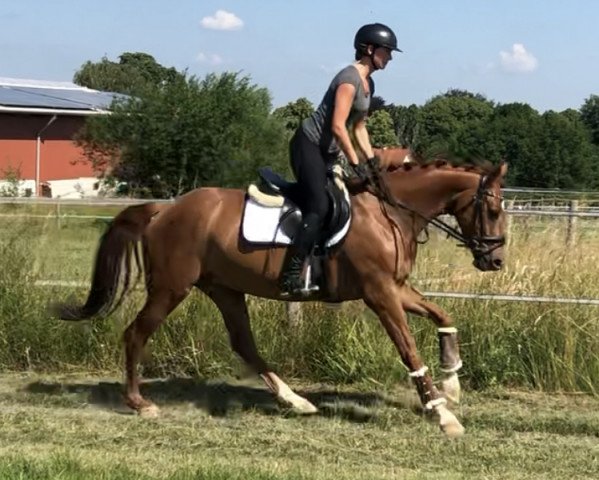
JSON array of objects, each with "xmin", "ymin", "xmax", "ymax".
[
  {"xmin": 506, "ymin": 200, "xmax": 515, "ymax": 247},
  {"xmin": 55, "ymin": 198, "xmax": 61, "ymax": 228},
  {"xmin": 286, "ymin": 302, "xmax": 303, "ymax": 329},
  {"xmin": 566, "ymin": 200, "xmax": 578, "ymax": 246}
]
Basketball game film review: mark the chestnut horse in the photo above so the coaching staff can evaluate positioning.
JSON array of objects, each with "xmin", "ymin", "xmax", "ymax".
[
  {"xmin": 373, "ymin": 146, "xmax": 415, "ymax": 169},
  {"xmin": 55, "ymin": 160, "xmax": 507, "ymax": 437}
]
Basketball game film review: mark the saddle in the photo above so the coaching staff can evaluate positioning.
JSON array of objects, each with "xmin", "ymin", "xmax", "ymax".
[{"xmin": 245, "ymin": 164, "xmax": 351, "ymax": 254}]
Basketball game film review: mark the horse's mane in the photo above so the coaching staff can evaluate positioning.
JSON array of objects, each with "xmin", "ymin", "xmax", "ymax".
[
  {"xmin": 345, "ymin": 152, "xmax": 499, "ymax": 195},
  {"xmin": 386, "ymin": 153, "xmax": 495, "ymax": 177}
]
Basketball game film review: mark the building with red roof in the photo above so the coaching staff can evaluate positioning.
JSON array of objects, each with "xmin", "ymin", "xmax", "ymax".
[{"xmin": 0, "ymin": 77, "xmax": 122, "ymax": 198}]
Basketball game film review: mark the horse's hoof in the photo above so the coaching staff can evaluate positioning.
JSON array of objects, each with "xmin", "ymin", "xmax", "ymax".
[
  {"xmin": 440, "ymin": 420, "xmax": 466, "ymax": 438},
  {"xmin": 279, "ymin": 393, "xmax": 318, "ymax": 415},
  {"xmin": 138, "ymin": 403, "xmax": 160, "ymax": 418},
  {"xmin": 436, "ymin": 404, "xmax": 464, "ymax": 438},
  {"xmin": 440, "ymin": 373, "xmax": 461, "ymax": 405},
  {"xmin": 292, "ymin": 399, "xmax": 318, "ymax": 415},
  {"xmin": 441, "ymin": 419, "xmax": 465, "ymax": 438}
]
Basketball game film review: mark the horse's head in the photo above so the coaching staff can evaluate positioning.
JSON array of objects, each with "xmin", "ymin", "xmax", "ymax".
[
  {"xmin": 347, "ymin": 159, "xmax": 509, "ymax": 271},
  {"xmin": 448, "ymin": 163, "xmax": 508, "ymax": 271}
]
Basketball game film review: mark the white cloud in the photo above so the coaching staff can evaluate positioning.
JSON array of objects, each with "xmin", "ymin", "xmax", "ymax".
[
  {"xmin": 499, "ymin": 43, "xmax": 538, "ymax": 73},
  {"xmin": 200, "ymin": 10, "xmax": 243, "ymax": 30},
  {"xmin": 197, "ymin": 52, "xmax": 223, "ymax": 65}
]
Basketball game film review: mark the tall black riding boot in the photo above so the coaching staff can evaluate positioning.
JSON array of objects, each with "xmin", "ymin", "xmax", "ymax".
[
  {"xmin": 279, "ymin": 252, "xmax": 307, "ymax": 296},
  {"xmin": 279, "ymin": 212, "xmax": 321, "ymax": 296}
]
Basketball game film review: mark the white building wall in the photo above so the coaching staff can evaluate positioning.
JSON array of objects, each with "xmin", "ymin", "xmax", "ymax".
[
  {"xmin": 45, "ymin": 177, "xmax": 101, "ymax": 198},
  {"xmin": 0, "ymin": 177, "xmax": 102, "ymax": 198}
]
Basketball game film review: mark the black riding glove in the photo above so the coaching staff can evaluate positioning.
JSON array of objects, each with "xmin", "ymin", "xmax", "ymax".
[
  {"xmin": 366, "ymin": 155, "xmax": 380, "ymax": 174},
  {"xmin": 352, "ymin": 162, "xmax": 370, "ymax": 183}
]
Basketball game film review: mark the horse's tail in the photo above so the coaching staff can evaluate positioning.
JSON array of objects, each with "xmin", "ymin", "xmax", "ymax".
[{"xmin": 53, "ymin": 202, "xmax": 164, "ymax": 321}]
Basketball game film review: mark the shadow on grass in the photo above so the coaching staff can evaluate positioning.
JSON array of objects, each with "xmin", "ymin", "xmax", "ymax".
[{"xmin": 23, "ymin": 377, "xmax": 419, "ymax": 423}]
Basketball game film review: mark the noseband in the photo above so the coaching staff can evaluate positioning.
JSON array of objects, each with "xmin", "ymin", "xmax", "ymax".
[{"xmin": 455, "ymin": 174, "xmax": 505, "ymax": 257}]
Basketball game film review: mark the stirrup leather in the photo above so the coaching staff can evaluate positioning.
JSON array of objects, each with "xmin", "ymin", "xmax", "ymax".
[{"xmin": 300, "ymin": 260, "xmax": 319, "ymax": 295}]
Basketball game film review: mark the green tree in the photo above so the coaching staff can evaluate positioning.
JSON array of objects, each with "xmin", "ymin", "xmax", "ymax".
[
  {"xmin": 580, "ymin": 94, "xmax": 599, "ymax": 145},
  {"xmin": 478, "ymin": 103, "xmax": 598, "ymax": 189},
  {"xmin": 369, "ymin": 95, "xmax": 386, "ymax": 114},
  {"xmin": 77, "ymin": 72, "xmax": 287, "ymax": 197},
  {"xmin": 73, "ymin": 52, "xmax": 184, "ymax": 95},
  {"xmin": 537, "ymin": 110, "xmax": 597, "ymax": 188},
  {"xmin": 272, "ymin": 97, "xmax": 314, "ymax": 134},
  {"xmin": 385, "ymin": 104, "xmax": 419, "ymax": 148},
  {"xmin": 413, "ymin": 89, "xmax": 495, "ymax": 159},
  {"xmin": 478, "ymin": 103, "xmax": 544, "ymax": 186},
  {"xmin": 366, "ymin": 109, "xmax": 398, "ymax": 147}
]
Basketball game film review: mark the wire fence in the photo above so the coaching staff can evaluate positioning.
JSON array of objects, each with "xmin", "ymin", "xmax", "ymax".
[
  {"xmin": 31, "ymin": 279, "xmax": 599, "ymax": 307},
  {"xmin": 4, "ymin": 189, "xmax": 599, "ymax": 308}
]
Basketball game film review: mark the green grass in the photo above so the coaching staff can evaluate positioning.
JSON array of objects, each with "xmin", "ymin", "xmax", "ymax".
[
  {"xmin": 0, "ymin": 211, "xmax": 598, "ymax": 394},
  {"xmin": 1, "ymin": 209, "xmax": 599, "ymax": 478},
  {"xmin": 0, "ymin": 200, "xmax": 131, "ymax": 217},
  {"xmin": 1, "ymin": 373, "xmax": 598, "ymax": 480}
]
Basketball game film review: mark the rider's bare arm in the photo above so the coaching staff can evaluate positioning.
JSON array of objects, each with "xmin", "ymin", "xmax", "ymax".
[
  {"xmin": 353, "ymin": 117, "xmax": 375, "ymax": 161},
  {"xmin": 331, "ymin": 83, "xmax": 361, "ymax": 166}
]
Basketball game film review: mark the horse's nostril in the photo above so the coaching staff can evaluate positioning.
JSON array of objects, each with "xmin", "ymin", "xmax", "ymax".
[{"xmin": 493, "ymin": 258, "xmax": 503, "ymax": 269}]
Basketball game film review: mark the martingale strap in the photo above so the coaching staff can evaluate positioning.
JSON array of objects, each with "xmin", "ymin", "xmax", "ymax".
[{"xmin": 370, "ymin": 169, "xmax": 505, "ymax": 257}]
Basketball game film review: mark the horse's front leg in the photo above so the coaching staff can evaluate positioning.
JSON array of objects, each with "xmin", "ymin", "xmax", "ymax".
[
  {"xmin": 363, "ymin": 282, "xmax": 464, "ymax": 438},
  {"xmin": 402, "ymin": 286, "xmax": 463, "ymax": 405}
]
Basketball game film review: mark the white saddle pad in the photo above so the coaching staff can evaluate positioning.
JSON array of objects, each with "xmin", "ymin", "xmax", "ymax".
[{"xmin": 241, "ymin": 197, "xmax": 351, "ymax": 247}]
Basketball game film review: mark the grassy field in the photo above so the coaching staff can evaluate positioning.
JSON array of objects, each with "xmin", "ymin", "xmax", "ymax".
[
  {"xmin": 0, "ymin": 209, "xmax": 598, "ymax": 391},
  {"xmin": 0, "ymin": 204, "xmax": 599, "ymax": 478},
  {"xmin": 0, "ymin": 208, "xmax": 597, "ymax": 294},
  {"xmin": 1, "ymin": 372, "xmax": 598, "ymax": 479}
]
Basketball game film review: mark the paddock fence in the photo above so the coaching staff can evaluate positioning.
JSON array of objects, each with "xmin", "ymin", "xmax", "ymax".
[{"xmin": 2, "ymin": 188, "xmax": 599, "ymax": 325}]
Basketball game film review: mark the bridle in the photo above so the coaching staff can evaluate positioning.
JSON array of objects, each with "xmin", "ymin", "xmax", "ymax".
[
  {"xmin": 369, "ymin": 169, "xmax": 506, "ymax": 259},
  {"xmin": 450, "ymin": 174, "xmax": 506, "ymax": 257}
]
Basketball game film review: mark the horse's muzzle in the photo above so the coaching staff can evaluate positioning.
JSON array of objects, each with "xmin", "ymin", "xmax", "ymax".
[
  {"xmin": 468, "ymin": 236, "xmax": 505, "ymax": 272},
  {"xmin": 473, "ymin": 250, "xmax": 504, "ymax": 271}
]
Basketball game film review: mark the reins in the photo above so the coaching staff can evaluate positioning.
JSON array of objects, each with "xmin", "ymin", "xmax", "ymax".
[{"xmin": 366, "ymin": 166, "xmax": 505, "ymax": 258}]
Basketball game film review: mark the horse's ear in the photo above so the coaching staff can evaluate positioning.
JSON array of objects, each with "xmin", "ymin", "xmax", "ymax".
[{"xmin": 484, "ymin": 162, "xmax": 508, "ymax": 187}]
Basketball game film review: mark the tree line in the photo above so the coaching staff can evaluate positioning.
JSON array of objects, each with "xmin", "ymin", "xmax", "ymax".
[{"xmin": 75, "ymin": 52, "xmax": 599, "ymax": 197}]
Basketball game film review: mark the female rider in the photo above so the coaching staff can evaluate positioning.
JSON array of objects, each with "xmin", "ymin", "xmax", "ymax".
[{"xmin": 280, "ymin": 23, "xmax": 401, "ymax": 295}]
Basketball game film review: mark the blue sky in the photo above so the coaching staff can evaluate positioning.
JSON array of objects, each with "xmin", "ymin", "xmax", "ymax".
[{"xmin": 1, "ymin": 0, "xmax": 598, "ymax": 112}]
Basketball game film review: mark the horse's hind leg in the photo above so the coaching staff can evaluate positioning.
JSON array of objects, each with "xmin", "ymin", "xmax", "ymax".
[
  {"xmin": 124, "ymin": 287, "xmax": 188, "ymax": 416},
  {"xmin": 202, "ymin": 285, "xmax": 317, "ymax": 414},
  {"xmin": 401, "ymin": 286, "xmax": 462, "ymax": 404}
]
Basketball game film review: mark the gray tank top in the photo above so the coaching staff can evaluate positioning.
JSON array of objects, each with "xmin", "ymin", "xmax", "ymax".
[{"xmin": 302, "ymin": 65, "xmax": 374, "ymax": 155}]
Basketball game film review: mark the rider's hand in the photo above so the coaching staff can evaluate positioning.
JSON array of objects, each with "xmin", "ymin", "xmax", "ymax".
[
  {"xmin": 351, "ymin": 162, "xmax": 370, "ymax": 183},
  {"xmin": 366, "ymin": 155, "xmax": 380, "ymax": 174}
]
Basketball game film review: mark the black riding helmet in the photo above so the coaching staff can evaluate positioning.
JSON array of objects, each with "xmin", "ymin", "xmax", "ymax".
[{"xmin": 354, "ymin": 23, "xmax": 402, "ymax": 53}]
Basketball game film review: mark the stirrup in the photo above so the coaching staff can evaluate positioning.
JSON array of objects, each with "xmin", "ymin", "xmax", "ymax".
[
  {"xmin": 299, "ymin": 261, "xmax": 319, "ymax": 296},
  {"xmin": 279, "ymin": 256, "xmax": 319, "ymax": 297}
]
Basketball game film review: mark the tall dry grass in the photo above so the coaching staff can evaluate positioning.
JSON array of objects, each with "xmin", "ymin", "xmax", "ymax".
[{"xmin": 0, "ymin": 213, "xmax": 597, "ymax": 393}]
